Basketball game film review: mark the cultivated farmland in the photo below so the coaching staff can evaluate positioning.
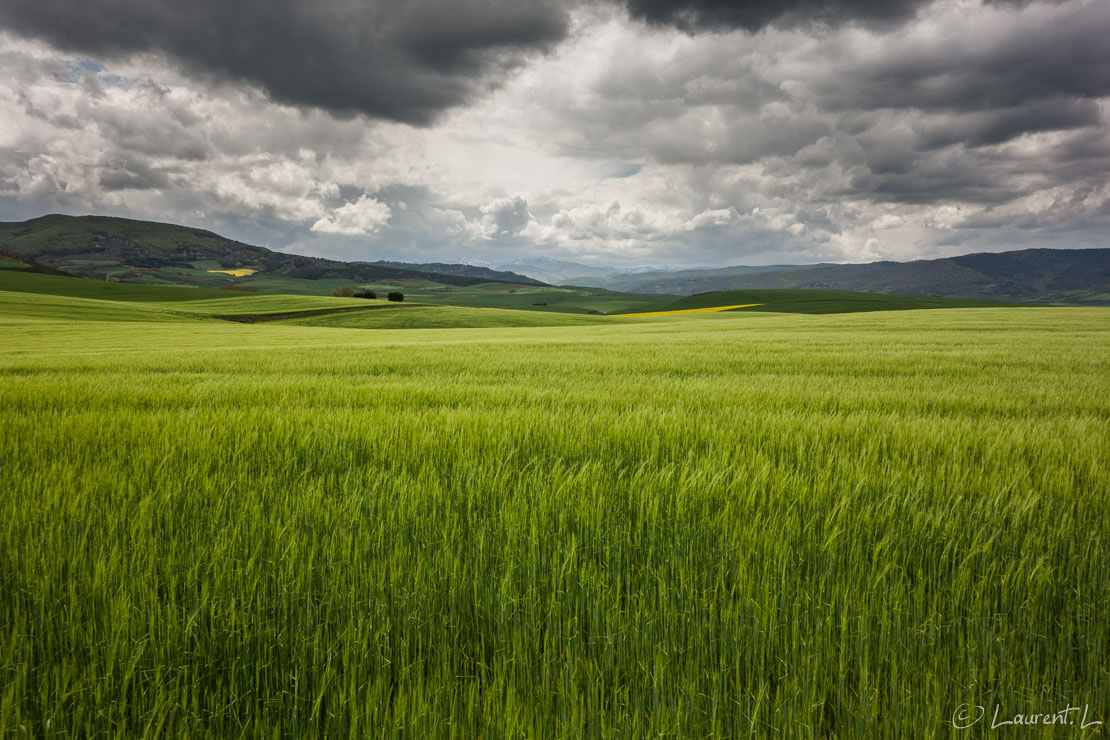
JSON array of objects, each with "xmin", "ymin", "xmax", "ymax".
[{"xmin": 1, "ymin": 279, "xmax": 1108, "ymax": 737}]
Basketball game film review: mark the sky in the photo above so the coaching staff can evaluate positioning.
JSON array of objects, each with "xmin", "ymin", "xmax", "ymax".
[{"xmin": 0, "ymin": 0, "xmax": 1107, "ymax": 268}]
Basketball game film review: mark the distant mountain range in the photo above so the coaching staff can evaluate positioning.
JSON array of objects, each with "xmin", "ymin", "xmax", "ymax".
[
  {"xmin": 559, "ymin": 250, "xmax": 1110, "ymax": 305},
  {"xmin": 0, "ymin": 214, "xmax": 543, "ymax": 289},
  {"xmin": 367, "ymin": 260, "xmax": 541, "ymax": 285},
  {"xmin": 493, "ymin": 257, "xmax": 616, "ymax": 284},
  {"xmin": 2, "ymin": 214, "xmax": 1106, "ymax": 304}
]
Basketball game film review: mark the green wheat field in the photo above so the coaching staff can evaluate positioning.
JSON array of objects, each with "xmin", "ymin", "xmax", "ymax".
[{"xmin": 2, "ymin": 278, "xmax": 1108, "ymax": 737}]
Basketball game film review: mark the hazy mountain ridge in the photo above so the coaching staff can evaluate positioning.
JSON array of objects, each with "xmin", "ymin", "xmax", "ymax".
[
  {"xmin": 495, "ymin": 257, "xmax": 716, "ymax": 285},
  {"xmin": 567, "ymin": 263, "xmax": 822, "ymax": 289},
  {"xmin": 565, "ymin": 249, "xmax": 1110, "ymax": 304},
  {"xmin": 494, "ymin": 257, "xmax": 621, "ymax": 284},
  {"xmin": 367, "ymin": 260, "xmax": 544, "ymax": 286}
]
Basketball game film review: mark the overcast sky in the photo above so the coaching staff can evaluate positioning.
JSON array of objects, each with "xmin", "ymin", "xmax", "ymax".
[{"xmin": 1, "ymin": 0, "xmax": 1107, "ymax": 267}]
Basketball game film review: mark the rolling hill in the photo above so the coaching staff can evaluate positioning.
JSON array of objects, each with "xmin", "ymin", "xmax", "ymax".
[
  {"xmin": 0, "ymin": 266, "xmax": 675, "ymax": 327},
  {"xmin": 615, "ymin": 289, "xmax": 1029, "ymax": 315},
  {"xmin": 0, "ymin": 214, "xmax": 543, "ymax": 291},
  {"xmin": 0, "ymin": 265, "xmax": 648, "ymax": 331}
]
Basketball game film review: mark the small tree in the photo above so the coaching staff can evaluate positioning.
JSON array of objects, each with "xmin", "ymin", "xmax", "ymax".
[
  {"xmin": 354, "ymin": 289, "xmax": 377, "ymax": 299},
  {"xmin": 387, "ymin": 291, "xmax": 404, "ymax": 302},
  {"xmin": 331, "ymin": 286, "xmax": 355, "ymax": 297}
]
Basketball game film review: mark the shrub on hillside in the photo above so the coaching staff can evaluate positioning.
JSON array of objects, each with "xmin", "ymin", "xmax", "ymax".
[
  {"xmin": 354, "ymin": 290, "xmax": 377, "ymax": 299},
  {"xmin": 387, "ymin": 291, "xmax": 404, "ymax": 302},
  {"xmin": 331, "ymin": 286, "xmax": 355, "ymax": 297}
]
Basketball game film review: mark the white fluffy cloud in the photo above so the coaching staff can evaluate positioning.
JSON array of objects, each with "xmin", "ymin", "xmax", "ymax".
[
  {"xmin": 480, "ymin": 196, "xmax": 532, "ymax": 238},
  {"xmin": 311, "ymin": 195, "xmax": 392, "ymax": 236}
]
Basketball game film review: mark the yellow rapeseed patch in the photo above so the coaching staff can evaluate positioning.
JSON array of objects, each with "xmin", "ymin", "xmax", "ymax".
[
  {"xmin": 207, "ymin": 268, "xmax": 257, "ymax": 277},
  {"xmin": 622, "ymin": 303, "xmax": 764, "ymax": 317}
]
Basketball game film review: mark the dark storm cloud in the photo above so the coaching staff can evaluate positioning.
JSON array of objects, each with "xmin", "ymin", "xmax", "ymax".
[
  {"xmin": 847, "ymin": 153, "xmax": 1026, "ymax": 204},
  {"xmin": 915, "ymin": 98, "xmax": 1102, "ymax": 150},
  {"xmin": 843, "ymin": 120, "xmax": 1110, "ymax": 207},
  {"xmin": 807, "ymin": 0, "xmax": 1110, "ymax": 114},
  {"xmin": 622, "ymin": 0, "xmax": 1061, "ymax": 32},
  {"xmin": 96, "ymin": 155, "xmax": 172, "ymax": 192},
  {"xmin": 548, "ymin": 0, "xmax": 1110, "ymax": 217},
  {"xmin": 0, "ymin": 0, "xmax": 570, "ymax": 124},
  {"xmin": 83, "ymin": 101, "xmax": 213, "ymax": 161},
  {"xmin": 623, "ymin": 0, "xmax": 929, "ymax": 31},
  {"xmin": 798, "ymin": 1, "xmax": 1110, "ymax": 207}
]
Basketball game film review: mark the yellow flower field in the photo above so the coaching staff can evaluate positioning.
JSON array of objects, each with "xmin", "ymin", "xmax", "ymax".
[{"xmin": 207, "ymin": 268, "xmax": 257, "ymax": 277}]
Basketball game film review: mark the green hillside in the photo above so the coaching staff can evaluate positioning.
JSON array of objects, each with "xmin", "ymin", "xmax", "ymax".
[
  {"xmin": 0, "ymin": 289, "xmax": 209, "ymax": 324},
  {"xmin": 0, "ymin": 214, "xmax": 542, "ymax": 292},
  {"xmin": 0, "ymin": 214, "xmax": 265, "ymax": 260},
  {"xmin": 622, "ymin": 288, "xmax": 1029, "ymax": 314}
]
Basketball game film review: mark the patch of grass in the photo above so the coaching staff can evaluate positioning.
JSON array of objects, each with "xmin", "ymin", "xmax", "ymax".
[
  {"xmin": 356, "ymin": 281, "xmax": 679, "ymax": 315},
  {"xmin": 0, "ymin": 270, "xmax": 221, "ymax": 302},
  {"xmin": 149, "ymin": 293, "xmax": 384, "ymax": 316},
  {"xmin": 279, "ymin": 303, "xmax": 623, "ymax": 329},
  {"xmin": 237, "ymin": 276, "xmax": 374, "ymax": 296},
  {"xmin": 61, "ymin": 258, "xmax": 123, "ymax": 266},
  {"xmin": 0, "ymin": 290, "xmax": 205, "ymax": 324}
]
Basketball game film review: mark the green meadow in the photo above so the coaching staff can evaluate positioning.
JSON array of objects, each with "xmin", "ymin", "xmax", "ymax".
[
  {"xmin": 0, "ymin": 269, "xmax": 675, "ymax": 317},
  {"xmin": 1, "ymin": 273, "xmax": 1108, "ymax": 737},
  {"xmin": 621, "ymin": 289, "xmax": 1027, "ymax": 315}
]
